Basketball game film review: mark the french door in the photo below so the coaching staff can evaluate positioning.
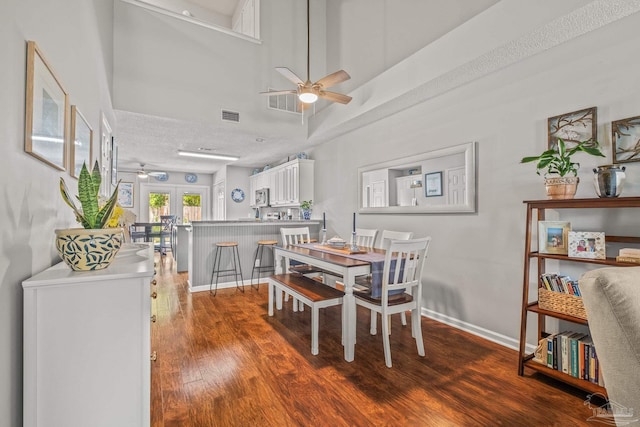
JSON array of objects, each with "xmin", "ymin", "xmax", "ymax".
[{"xmin": 140, "ymin": 183, "xmax": 209, "ymax": 224}]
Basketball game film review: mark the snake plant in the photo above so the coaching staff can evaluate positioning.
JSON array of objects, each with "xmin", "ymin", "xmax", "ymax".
[{"xmin": 60, "ymin": 160, "xmax": 120, "ymax": 229}]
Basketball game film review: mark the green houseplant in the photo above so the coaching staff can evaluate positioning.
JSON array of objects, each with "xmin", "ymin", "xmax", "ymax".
[
  {"xmin": 520, "ymin": 138, "xmax": 605, "ymax": 199},
  {"xmin": 56, "ymin": 160, "xmax": 124, "ymax": 271},
  {"xmin": 300, "ymin": 200, "xmax": 313, "ymax": 220}
]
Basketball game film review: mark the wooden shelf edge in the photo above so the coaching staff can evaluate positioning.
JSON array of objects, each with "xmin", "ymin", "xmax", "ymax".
[
  {"xmin": 528, "ymin": 252, "xmax": 640, "ymax": 266},
  {"xmin": 522, "ymin": 358, "xmax": 607, "ymax": 396},
  {"xmin": 525, "ymin": 303, "xmax": 589, "ymax": 324},
  {"xmin": 523, "ymin": 197, "xmax": 640, "ymax": 209}
]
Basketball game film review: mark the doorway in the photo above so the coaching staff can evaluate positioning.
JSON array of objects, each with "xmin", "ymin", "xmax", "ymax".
[{"xmin": 140, "ymin": 183, "xmax": 209, "ymax": 223}]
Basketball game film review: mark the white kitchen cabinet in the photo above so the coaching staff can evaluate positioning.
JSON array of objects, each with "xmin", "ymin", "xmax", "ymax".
[
  {"xmin": 249, "ymin": 159, "xmax": 313, "ymax": 208},
  {"xmin": 22, "ymin": 243, "xmax": 156, "ymax": 427}
]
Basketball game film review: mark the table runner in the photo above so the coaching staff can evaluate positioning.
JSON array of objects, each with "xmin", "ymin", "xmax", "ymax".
[{"xmin": 293, "ymin": 243, "xmax": 402, "ymax": 298}]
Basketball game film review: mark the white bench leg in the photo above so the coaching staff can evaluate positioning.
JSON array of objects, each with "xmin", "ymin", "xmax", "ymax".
[
  {"xmin": 311, "ymin": 305, "xmax": 319, "ymax": 355},
  {"xmin": 268, "ymin": 281, "xmax": 274, "ymax": 316},
  {"xmin": 275, "ymin": 287, "xmax": 283, "ymax": 310}
]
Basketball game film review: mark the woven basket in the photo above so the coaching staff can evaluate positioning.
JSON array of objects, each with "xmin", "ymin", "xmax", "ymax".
[{"xmin": 538, "ymin": 288, "xmax": 587, "ymax": 320}]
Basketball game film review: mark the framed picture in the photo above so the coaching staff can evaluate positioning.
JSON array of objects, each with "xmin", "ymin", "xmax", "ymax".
[
  {"xmin": 118, "ymin": 182, "xmax": 134, "ymax": 208},
  {"xmin": 424, "ymin": 171, "xmax": 443, "ymax": 197},
  {"xmin": 568, "ymin": 231, "xmax": 606, "ymax": 259},
  {"xmin": 538, "ymin": 221, "xmax": 571, "ymax": 255},
  {"xmin": 548, "ymin": 106, "xmax": 597, "ymax": 150},
  {"xmin": 69, "ymin": 106, "xmax": 93, "ymax": 178},
  {"xmin": 24, "ymin": 40, "xmax": 69, "ymax": 171},
  {"xmin": 111, "ymin": 136, "xmax": 118, "ymax": 186},
  {"xmin": 612, "ymin": 115, "xmax": 640, "ymax": 163}
]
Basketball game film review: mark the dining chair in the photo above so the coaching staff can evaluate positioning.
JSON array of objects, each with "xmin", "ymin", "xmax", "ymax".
[
  {"xmin": 129, "ymin": 224, "xmax": 146, "ymax": 243},
  {"xmin": 378, "ymin": 230, "xmax": 414, "ymax": 250},
  {"xmin": 354, "ymin": 237, "xmax": 431, "ymax": 367},
  {"xmin": 280, "ymin": 227, "xmax": 320, "ymax": 310},
  {"xmin": 160, "ymin": 215, "xmax": 177, "ymax": 256},
  {"xmin": 355, "ymin": 228, "xmax": 378, "ymax": 248}
]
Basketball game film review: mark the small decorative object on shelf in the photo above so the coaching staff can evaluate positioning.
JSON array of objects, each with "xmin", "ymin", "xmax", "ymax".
[
  {"xmin": 593, "ymin": 164, "xmax": 625, "ymax": 198},
  {"xmin": 300, "ymin": 200, "xmax": 312, "ymax": 220},
  {"xmin": 58, "ymin": 160, "xmax": 123, "ymax": 271},
  {"xmin": 520, "ymin": 138, "xmax": 605, "ymax": 199}
]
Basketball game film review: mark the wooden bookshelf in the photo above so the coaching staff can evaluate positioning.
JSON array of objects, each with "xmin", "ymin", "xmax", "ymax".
[{"xmin": 518, "ymin": 197, "xmax": 640, "ymax": 395}]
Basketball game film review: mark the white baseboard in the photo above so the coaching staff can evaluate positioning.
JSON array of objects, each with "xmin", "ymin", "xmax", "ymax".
[
  {"xmin": 421, "ymin": 307, "xmax": 537, "ymax": 354},
  {"xmin": 189, "ymin": 279, "xmax": 253, "ymax": 293}
]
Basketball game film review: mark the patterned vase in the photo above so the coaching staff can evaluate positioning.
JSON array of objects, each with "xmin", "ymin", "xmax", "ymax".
[
  {"xmin": 302, "ymin": 209, "xmax": 312, "ymax": 220},
  {"xmin": 55, "ymin": 228, "xmax": 124, "ymax": 271}
]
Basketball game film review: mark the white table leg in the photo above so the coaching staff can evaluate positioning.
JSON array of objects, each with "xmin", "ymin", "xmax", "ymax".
[
  {"xmin": 274, "ymin": 252, "xmax": 284, "ymax": 310},
  {"xmin": 343, "ymin": 270, "xmax": 356, "ymax": 362}
]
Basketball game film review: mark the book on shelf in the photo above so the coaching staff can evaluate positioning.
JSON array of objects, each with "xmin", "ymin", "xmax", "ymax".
[
  {"xmin": 539, "ymin": 273, "xmax": 581, "ymax": 296},
  {"xmin": 615, "ymin": 255, "xmax": 640, "ymax": 264},
  {"xmin": 535, "ymin": 332, "xmax": 602, "ymax": 385},
  {"xmin": 619, "ymin": 247, "xmax": 640, "ymax": 258}
]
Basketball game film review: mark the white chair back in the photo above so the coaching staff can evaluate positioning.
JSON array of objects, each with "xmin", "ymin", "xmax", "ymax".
[
  {"xmin": 280, "ymin": 227, "xmax": 311, "ymax": 246},
  {"xmin": 378, "ymin": 230, "xmax": 414, "ymax": 250},
  {"xmin": 381, "ymin": 237, "xmax": 431, "ymax": 304},
  {"xmin": 355, "ymin": 228, "xmax": 378, "ymax": 248}
]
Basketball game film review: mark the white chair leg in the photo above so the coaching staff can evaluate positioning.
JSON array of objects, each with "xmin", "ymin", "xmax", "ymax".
[
  {"xmin": 401, "ymin": 311, "xmax": 407, "ymax": 326},
  {"xmin": 381, "ymin": 311, "xmax": 392, "ymax": 368},
  {"xmin": 311, "ymin": 306, "xmax": 319, "ymax": 355},
  {"xmin": 370, "ymin": 311, "xmax": 377, "ymax": 335},
  {"xmin": 387, "ymin": 315, "xmax": 392, "ymax": 335},
  {"xmin": 268, "ymin": 282, "xmax": 274, "ymax": 316},
  {"xmin": 412, "ymin": 308, "xmax": 425, "ymax": 357}
]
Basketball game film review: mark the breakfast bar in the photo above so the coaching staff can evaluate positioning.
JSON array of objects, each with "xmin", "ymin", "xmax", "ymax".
[{"xmin": 188, "ymin": 220, "xmax": 321, "ymax": 292}]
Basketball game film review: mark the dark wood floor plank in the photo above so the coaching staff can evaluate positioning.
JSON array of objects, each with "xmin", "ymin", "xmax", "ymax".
[{"xmin": 151, "ymin": 255, "xmax": 598, "ymax": 426}]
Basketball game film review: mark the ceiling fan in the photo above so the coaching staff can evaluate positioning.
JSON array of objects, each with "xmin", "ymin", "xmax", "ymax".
[
  {"xmin": 260, "ymin": 0, "xmax": 352, "ymax": 108},
  {"xmin": 137, "ymin": 163, "xmax": 167, "ymax": 180}
]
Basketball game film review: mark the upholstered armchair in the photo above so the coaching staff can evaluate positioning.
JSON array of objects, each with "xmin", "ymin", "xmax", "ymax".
[{"xmin": 580, "ymin": 267, "xmax": 640, "ymax": 424}]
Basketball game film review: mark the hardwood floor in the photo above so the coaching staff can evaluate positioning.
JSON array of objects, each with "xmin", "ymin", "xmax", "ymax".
[{"xmin": 151, "ymin": 256, "xmax": 600, "ymax": 426}]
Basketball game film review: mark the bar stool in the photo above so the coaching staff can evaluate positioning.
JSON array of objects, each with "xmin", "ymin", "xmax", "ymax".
[
  {"xmin": 250, "ymin": 240, "xmax": 278, "ymax": 290},
  {"xmin": 210, "ymin": 242, "xmax": 244, "ymax": 296}
]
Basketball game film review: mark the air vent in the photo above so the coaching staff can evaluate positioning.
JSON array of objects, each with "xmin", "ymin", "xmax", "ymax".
[
  {"xmin": 221, "ymin": 110, "xmax": 240, "ymax": 122},
  {"xmin": 267, "ymin": 91, "xmax": 302, "ymax": 115}
]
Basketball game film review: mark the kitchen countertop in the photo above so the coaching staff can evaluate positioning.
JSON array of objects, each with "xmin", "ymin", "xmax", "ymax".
[{"xmin": 191, "ymin": 220, "xmax": 320, "ymax": 226}]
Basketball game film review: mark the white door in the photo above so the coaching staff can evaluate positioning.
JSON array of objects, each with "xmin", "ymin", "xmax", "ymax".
[
  {"xmin": 446, "ymin": 166, "xmax": 466, "ymax": 205},
  {"xmin": 212, "ymin": 181, "xmax": 225, "ymax": 220},
  {"xmin": 140, "ymin": 184, "xmax": 209, "ymax": 223}
]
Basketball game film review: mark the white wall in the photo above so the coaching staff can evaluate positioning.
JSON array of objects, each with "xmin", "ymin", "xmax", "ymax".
[
  {"xmin": 0, "ymin": 1, "xmax": 115, "ymax": 425},
  {"xmin": 311, "ymin": 4, "xmax": 640, "ymax": 349}
]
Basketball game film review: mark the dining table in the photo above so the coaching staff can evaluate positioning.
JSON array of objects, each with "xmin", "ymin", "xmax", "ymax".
[{"xmin": 273, "ymin": 243, "xmax": 387, "ymax": 362}]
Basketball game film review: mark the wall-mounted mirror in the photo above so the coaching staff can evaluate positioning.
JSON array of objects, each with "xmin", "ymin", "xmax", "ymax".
[{"xmin": 358, "ymin": 142, "xmax": 477, "ymax": 214}]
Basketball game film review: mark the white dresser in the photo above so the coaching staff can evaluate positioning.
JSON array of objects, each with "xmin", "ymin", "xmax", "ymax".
[{"xmin": 22, "ymin": 243, "xmax": 156, "ymax": 427}]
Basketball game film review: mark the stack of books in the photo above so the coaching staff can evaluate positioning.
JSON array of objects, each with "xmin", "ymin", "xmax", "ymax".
[
  {"xmin": 534, "ymin": 331, "xmax": 604, "ymax": 386},
  {"xmin": 615, "ymin": 248, "xmax": 640, "ymax": 264},
  {"xmin": 540, "ymin": 273, "xmax": 581, "ymax": 296}
]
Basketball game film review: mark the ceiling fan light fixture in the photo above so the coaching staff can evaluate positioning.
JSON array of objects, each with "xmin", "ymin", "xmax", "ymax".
[
  {"xmin": 298, "ymin": 88, "xmax": 318, "ymax": 104},
  {"xmin": 178, "ymin": 150, "xmax": 239, "ymax": 161},
  {"xmin": 137, "ymin": 171, "xmax": 148, "ymax": 179}
]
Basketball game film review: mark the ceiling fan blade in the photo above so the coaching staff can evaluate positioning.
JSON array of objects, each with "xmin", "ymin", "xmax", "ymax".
[
  {"xmin": 319, "ymin": 91, "xmax": 352, "ymax": 104},
  {"xmin": 315, "ymin": 70, "xmax": 350, "ymax": 89},
  {"xmin": 259, "ymin": 89, "xmax": 297, "ymax": 96},
  {"xmin": 275, "ymin": 67, "xmax": 305, "ymax": 85},
  {"xmin": 148, "ymin": 171, "xmax": 167, "ymax": 177}
]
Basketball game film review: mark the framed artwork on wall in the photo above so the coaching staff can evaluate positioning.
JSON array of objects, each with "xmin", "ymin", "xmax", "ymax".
[
  {"xmin": 612, "ymin": 115, "xmax": 640, "ymax": 163},
  {"xmin": 24, "ymin": 40, "xmax": 69, "ymax": 171},
  {"xmin": 424, "ymin": 171, "xmax": 443, "ymax": 197},
  {"xmin": 118, "ymin": 182, "xmax": 134, "ymax": 208},
  {"xmin": 69, "ymin": 106, "xmax": 93, "ymax": 179},
  {"xmin": 111, "ymin": 137, "xmax": 118, "ymax": 186},
  {"xmin": 538, "ymin": 221, "xmax": 571, "ymax": 255},
  {"xmin": 548, "ymin": 107, "xmax": 597, "ymax": 150}
]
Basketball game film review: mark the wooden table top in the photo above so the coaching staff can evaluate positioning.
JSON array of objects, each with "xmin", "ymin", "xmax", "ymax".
[{"xmin": 277, "ymin": 244, "xmax": 378, "ymax": 267}]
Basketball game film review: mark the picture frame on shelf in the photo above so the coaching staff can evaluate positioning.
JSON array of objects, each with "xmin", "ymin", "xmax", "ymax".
[
  {"xmin": 118, "ymin": 182, "xmax": 134, "ymax": 208},
  {"xmin": 612, "ymin": 115, "xmax": 640, "ymax": 163},
  {"xmin": 568, "ymin": 231, "xmax": 606, "ymax": 259},
  {"xmin": 69, "ymin": 106, "xmax": 92, "ymax": 179},
  {"xmin": 424, "ymin": 171, "xmax": 443, "ymax": 197},
  {"xmin": 24, "ymin": 40, "xmax": 69, "ymax": 171},
  {"xmin": 538, "ymin": 221, "xmax": 571, "ymax": 255},
  {"xmin": 548, "ymin": 106, "xmax": 597, "ymax": 150}
]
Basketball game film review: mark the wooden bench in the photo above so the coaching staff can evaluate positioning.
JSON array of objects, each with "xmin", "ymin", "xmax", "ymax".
[{"xmin": 267, "ymin": 274, "xmax": 344, "ymax": 355}]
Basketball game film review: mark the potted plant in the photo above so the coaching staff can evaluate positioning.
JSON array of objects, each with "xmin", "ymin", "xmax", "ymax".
[
  {"xmin": 520, "ymin": 138, "xmax": 605, "ymax": 199},
  {"xmin": 57, "ymin": 160, "xmax": 124, "ymax": 271},
  {"xmin": 300, "ymin": 200, "xmax": 313, "ymax": 220}
]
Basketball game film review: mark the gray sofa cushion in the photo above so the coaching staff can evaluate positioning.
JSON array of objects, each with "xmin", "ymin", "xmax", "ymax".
[{"xmin": 580, "ymin": 267, "xmax": 640, "ymax": 422}]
